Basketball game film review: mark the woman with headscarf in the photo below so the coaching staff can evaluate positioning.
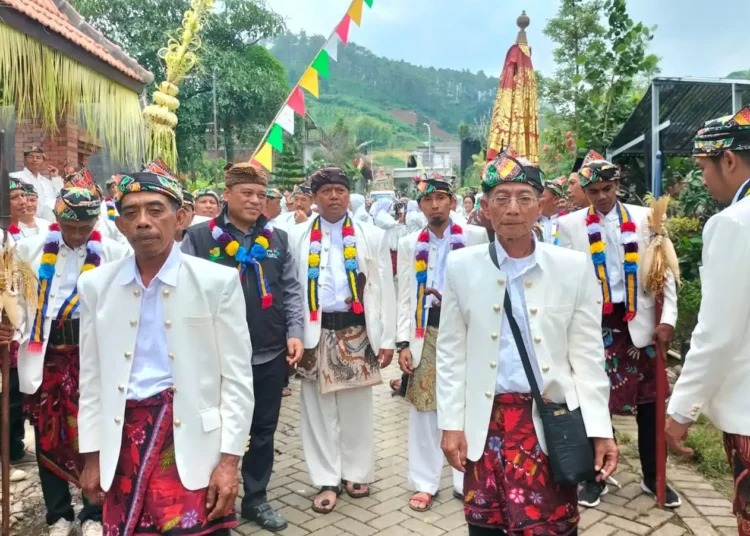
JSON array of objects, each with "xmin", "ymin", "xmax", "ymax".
[
  {"xmin": 405, "ymin": 200, "xmax": 427, "ymax": 234},
  {"xmin": 350, "ymin": 193, "xmax": 372, "ymax": 225},
  {"xmin": 370, "ymin": 197, "xmax": 401, "ymax": 276}
]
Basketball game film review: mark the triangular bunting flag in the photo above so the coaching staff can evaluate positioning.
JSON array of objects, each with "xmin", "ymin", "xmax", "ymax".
[
  {"xmin": 254, "ymin": 142, "xmax": 273, "ymax": 172},
  {"xmin": 300, "ymin": 67, "xmax": 320, "ymax": 98},
  {"xmin": 267, "ymin": 124, "xmax": 284, "ymax": 152},
  {"xmin": 364, "ymin": 0, "xmax": 374, "ymax": 6},
  {"xmin": 287, "ymin": 86, "xmax": 306, "ymax": 117},
  {"xmin": 348, "ymin": 0, "xmax": 364, "ymax": 26},
  {"xmin": 311, "ymin": 50, "xmax": 330, "ymax": 79},
  {"xmin": 324, "ymin": 34, "xmax": 340, "ymax": 62},
  {"xmin": 336, "ymin": 15, "xmax": 351, "ymax": 44},
  {"xmin": 275, "ymin": 105, "xmax": 295, "ymax": 135}
]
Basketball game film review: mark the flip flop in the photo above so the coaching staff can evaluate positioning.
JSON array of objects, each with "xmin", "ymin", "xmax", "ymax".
[
  {"xmin": 311, "ymin": 485, "xmax": 342, "ymax": 514},
  {"xmin": 409, "ymin": 491, "xmax": 437, "ymax": 512},
  {"xmin": 342, "ymin": 480, "xmax": 370, "ymax": 499}
]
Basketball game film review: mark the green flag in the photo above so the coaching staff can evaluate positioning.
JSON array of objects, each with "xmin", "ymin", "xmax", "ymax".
[
  {"xmin": 267, "ymin": 123, "xmax": 284, "ymax": 152},
  {"xmin": 364, "ymin": 0, "xmax": 374, "ymax": 6},
  {"xmin": 312, "ymin": 50, "xmax": 330, "ymax": 79}
]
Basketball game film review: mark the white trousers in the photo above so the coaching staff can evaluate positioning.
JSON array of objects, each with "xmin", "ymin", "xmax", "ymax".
[
  {"xmin": 300, "ymin": 380, "xmax": 374, "ymax": 487},
  {"xmin": 408, "ymin": 406, "xmax": 464, "ymax": 495}
]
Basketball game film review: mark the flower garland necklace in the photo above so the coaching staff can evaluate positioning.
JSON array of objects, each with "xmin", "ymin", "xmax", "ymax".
[
  {"xmin": 8, "ymin": 225, "xmax": 22, "ymax": 242},
  {"xmin": 209, "ymin": 218, "xmax": 274, "ymax": 308},
  {"xmin": 586, "ymin": 202, "xmax": 639, "ymax": 321},
  {"xmin": 104, "ymin": 197, "xmax": 116, "ymax": 221},
  {"xmin": 414, "ymin": 222, "xmax": 465, "ymax": 338},
  {"xmin": 307, "ymin": 215, "xmax": 363, "ymax": 321},
  {"xmin": 29, "ymin": 223, "xmax": 102, "ymax": 352}
]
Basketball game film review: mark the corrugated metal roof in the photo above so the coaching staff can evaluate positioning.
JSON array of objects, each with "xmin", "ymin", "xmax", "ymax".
[{"xmin": 607, "ymin": 77, "xmax": 750, "ymax": 157}]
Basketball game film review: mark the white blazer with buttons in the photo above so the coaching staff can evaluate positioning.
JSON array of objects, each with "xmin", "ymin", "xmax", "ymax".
[
  {"xmin": 15, "ymin": 234, "xmax": 130, "ymax": 395},
  {"xmin": 289, "ymin": 216, "xmax": 397, "ymax": 352},
  {"xmin": 76, "ymin": 252, "xmax": 255, "ymax": 492},
  {"xmin": 396, "ymin": 224, "xmax": 489, "ymax": 368},
  {"xmin": 668, "ymin": 196, "xmax": 750, "ymax": 435},
  {"xmin": 436, "ymin": 242, "xmax": 613, "ymax": 462},
  {"xmin": 557, "ymin": 204, "xmax": 678, "ymax": 348}
]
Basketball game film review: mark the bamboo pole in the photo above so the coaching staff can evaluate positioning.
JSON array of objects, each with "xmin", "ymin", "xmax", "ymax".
[{"xmin": 655, "ymin": 293, "xmax": 667, "ymax": 507}]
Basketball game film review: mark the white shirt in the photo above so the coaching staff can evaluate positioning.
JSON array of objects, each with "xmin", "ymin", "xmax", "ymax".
[
  {"xmin": 427, "ymin": 228, "xmax": 450, "ymax": 308},
  {"xmin": 49, "ymin": 242, "xmax": 90, "ymax": 320},
  {"xmin": 119, "ymin": 244, "xmax": 180, "ymax": 400},
  {"xmin": 10, "ymin": 168, "xmax": 63, "ymax": 221},
  {"xmin": 732, "ymin": 178, "xmax": 750, "ymax": 205},
  {"xmin": 598, "ymin": 207, "xmax": 625, "ymax": 304},
  {"xmin": 18, "ymin": 217, "xmax": 51, "ymax": 239},
  {"xmin": 494, "ymin": 240, "xmax": 544, "ymax": 394},
  {"xmin": 539, "ymin": 214, "xmax": 560, "ymax": 245},
  {"xmin": 319, "ymin": 215, "xmax": 352, "ymax": 313}
]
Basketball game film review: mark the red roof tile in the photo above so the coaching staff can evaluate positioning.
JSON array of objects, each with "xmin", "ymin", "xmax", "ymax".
[{"xmin": 1, "ymin": 0, "xmax": 151, "ymax": 83}]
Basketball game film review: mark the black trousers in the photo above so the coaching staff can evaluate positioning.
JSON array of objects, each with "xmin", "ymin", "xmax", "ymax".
[
  {"xmin": 0, "ymin": 369, "xmax": 27, "ymax": 461},
  {"xmin": 34, "ymin": 430, "xmax": 102, "ymax": 525},
  {"xmin": 636, "ymin": 402, "xmax": 659, "ymax": 480},
  {"xmin": 399, "ymin": 373, "xmax": 409, "ymax": 396},
  {"xmin": 468, "ymin": 526, "xmax": 577, "ymax": 535},
  {"xmin": 241, "ymin": 352, "xmax": 286, "ymax": 509}
]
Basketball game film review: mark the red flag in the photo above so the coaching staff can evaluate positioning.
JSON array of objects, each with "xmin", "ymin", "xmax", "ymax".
[
  {"xmin": 336, "ymin": 15, "xmax": 352, "ymax": 44},
  {"xmin": 287, "ymin": 86, "xmax": 306, "ymax": 117}
]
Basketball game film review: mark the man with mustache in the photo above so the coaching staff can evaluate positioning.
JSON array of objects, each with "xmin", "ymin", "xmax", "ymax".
[
  {"xmin": 182, "ymin": 163, "xmax": 304, "ymax": 532},
  {"xmin": 14, "ymin": 178, "xmax": 129, "ymax": 536}
]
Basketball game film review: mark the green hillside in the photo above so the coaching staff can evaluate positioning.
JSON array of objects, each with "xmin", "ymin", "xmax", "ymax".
[{"xmin": 269, "ymin": 32, "xmax": 499, "ymax": 149}]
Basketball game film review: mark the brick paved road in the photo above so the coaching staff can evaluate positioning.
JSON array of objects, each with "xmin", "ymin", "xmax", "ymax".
[{"xmin": 231, "ymin": 367, "xmax": 737, "ymax": 536}]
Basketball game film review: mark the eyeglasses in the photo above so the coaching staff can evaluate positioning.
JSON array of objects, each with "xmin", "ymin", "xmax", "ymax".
[{"xmin": 488, "ymin": 195, "xmax": 538, "ymax": 207}]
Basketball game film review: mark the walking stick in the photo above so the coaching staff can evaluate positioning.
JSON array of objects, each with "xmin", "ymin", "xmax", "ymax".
[
  {"xmin": 654, "ymin": 293, "xmax": 667, "ymax": 507},
  {"xmin": 0, "ymin": 130, "xmax": 11, "ymax": 536}
]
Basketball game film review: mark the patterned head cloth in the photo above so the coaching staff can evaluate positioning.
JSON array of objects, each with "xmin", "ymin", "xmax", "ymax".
[
  {"xmin": 54, "ymin": 187, "xmax": 102, "ymax": 221},
  {"xmin": 414, "ymin": 172, "xmax": 454, "ymax": 200},
  {"xmin": 293, "ymin": 180, "xmax": 313, "ymax": 197},
  {"xmin": 578, "ymin": 150, "xmax": 620, "ymax": 187},
  {"xmin": 693, "ymin": 105, "xmax": 750, "ymax": 157},
  {"xmin": 481, "ymin": 145, "xmax": 545, "ymax": 194},
  {"xmin": 115, "ymin": 172, "xmax": 183, "ymax": 210},
  {"xmin": 143, "ymin": 157, "xmax": 177, "ymax": 181},
  {"xmin": 193, "ymin": 188, "xmax": 220, "ymax": 203},
  {"xmin": 21, "ymin": 183, "xmax": 36, "ymax": 196},
  {"xmin": 23, "ymin": 146, "xmax": 46, "ymax": 159},
  {"xmin": 64, "ymin": 168, "xmax": 97, "ymax": 192},
  {"xmin": 266, "ymin": 187, "xmax": 282, "ymax": 199},
  {"xmin": 309, "ymin": 167, "xmax": 350, "ymax": 194},
  {"xmin": 544, "ymin": 176, "xmax": 568, "ymax": 198},
  {"xmin": 9, "ymin": 179, "xmax": 24, "ymax": 192},
  {"xmin": 224, "ymin": 162, "xmax": 269, "ymax": 188},
  {"xmin": 105, "ymin": 176, "xmax": 118, "ymax": 187},
  {"xmin": 181, "ymin": 187, "xmax": 195, "ymax": 208}
]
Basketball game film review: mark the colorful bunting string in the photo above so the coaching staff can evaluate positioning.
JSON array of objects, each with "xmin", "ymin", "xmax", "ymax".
[
  {"xmin": 300, "ymin": 67, "xmax": 320, "ymax": 98},
  {"xmin": 349, "ymin": 0, "xmax": 363, "ymax": 26}
]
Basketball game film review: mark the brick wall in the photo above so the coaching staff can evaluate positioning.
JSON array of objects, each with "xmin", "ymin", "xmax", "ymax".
[{"xmin": 13, "ymin": 114, "xmax": 97, "ymax": 172}]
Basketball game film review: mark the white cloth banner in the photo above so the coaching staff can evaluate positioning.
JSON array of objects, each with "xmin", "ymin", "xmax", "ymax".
[{"xmin": 275, "ymin": 104, "xmax": 295, "ymax": 135}]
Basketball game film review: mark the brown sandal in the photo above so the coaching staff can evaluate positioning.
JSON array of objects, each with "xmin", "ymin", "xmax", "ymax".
[
  {"xmin": 342, "ymin": 480, "xmax": 370, "ymax": 499},
  {"xmin": 409, "ymin": 491, "xmax": 437, "ymax": 512},
  {"xmin": 311, "ymin": 485, "xmax": 342, "ymax": 514}
]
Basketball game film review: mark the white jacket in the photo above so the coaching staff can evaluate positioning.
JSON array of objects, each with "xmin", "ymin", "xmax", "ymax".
[
  {"xmin": 396, "ymin": 224, "xmax": 488, "ymax": 368},
  {"xmin": 289, "ymin": 217, "xmax": 396, "ymax": 352},
  {"xmin": 77, "ymin": 253, "xmax": 255, "ymax": 491},
  {"xmin": 557, "ymin": 204, "xmax": 678, "ymax": 348},
  {"xmin": 436, "ymin": 242, "xmax": 613, "ymax": 461},
  {"xmin": 668, "ymin": 196, "xmax": 750, "ymax": 434}
]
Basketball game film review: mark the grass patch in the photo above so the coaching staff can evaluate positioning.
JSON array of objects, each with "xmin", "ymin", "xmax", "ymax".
[{"xmin": 682, "ymin": 417, "xmax": 731, "ymax": 481}]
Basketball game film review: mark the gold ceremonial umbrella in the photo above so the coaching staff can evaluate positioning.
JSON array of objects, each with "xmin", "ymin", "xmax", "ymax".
[{"xmin": 486, "ymin": 11, "xmax": 540, "ymax": 163}]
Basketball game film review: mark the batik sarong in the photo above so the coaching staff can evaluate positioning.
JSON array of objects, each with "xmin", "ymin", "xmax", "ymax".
[
  {"xmin": 297, "ymin": 325, "xmax": 381, "ymax": 395},
  {"xmin": 602, "ymin": 303, "xmax": 667, "ymax": 415},
  {"xmin": 724, "ymin": 433, "xmax": 750, "ymax": 536},
  {"xmin": 103, "ymin": 390, "xmax": 237, "ymax": 536},
  {"xmin": 463, "ymin": 393, "xmax": 579, "ymax": 535},
  {"xmin": 405, "ymin": 325, "xmax": 438, "ymax": 412},
  {"xmin": 23, "ymin": 345, "xmax": 83, "ymax": 485}
]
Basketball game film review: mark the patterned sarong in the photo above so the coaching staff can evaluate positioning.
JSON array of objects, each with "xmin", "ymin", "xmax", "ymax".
[
  {"xmin": 602, "ymin": 303, "xmax": 667, "ymax": 415},
  {"xmin": 463, "ymin": 394, "xmax": 579, "ymax": 535},
  {"xmin": 104, "ymin": 390, "xmax": 236, "ymax": 536},
  {"xmin": 405, "ymin": 325, "xmax": 438, "ymax": 412},
  {"xmin": 23, "ymin": 345, "xmax": 83, "ymax": 485},
  {"xmin": 724, "ymin": 433, "xmax": 750, "ymax": 536},
  {"xmin": 297, "ymin": 324, "xmax": 381, "ymax": 395}
]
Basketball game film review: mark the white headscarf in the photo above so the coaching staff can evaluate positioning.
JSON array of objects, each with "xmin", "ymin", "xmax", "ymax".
[
  {"xmin": 350, "ymin": 194, "xmax": 366, "ymax": 214},
  {"xmin": 369, "ymin": 198, "xmax": 392, "ymax": 221},
  {"xmin": 406, "ymin": 200, "xmax": 419, "ymax": 213}
]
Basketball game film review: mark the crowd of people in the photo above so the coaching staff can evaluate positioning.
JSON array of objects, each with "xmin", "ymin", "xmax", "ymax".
[{"xmin": 0, "ymin": 103, "xmax": 748, "ymax": 536}]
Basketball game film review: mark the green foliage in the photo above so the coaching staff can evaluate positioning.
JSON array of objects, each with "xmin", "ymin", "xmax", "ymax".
[
  {"xmin": 675, "ymin": 279, "xmax": 702, "ymax": 344},
  {"xmin": 462, "ymin": 151, "xmax": 486, "ymax": 189},
  {"xmin": 273, "ymin": 149, "xmax": 305, "ymax": 191},
  {"xmin": 184, "ymin": 156, "xmax": 227, "ymax": 189},
  {"xmin": 676, "ymin": 170, "xmax": 718, "ymax": 222}
]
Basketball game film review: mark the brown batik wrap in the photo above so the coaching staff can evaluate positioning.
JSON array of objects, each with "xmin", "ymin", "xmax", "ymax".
[{"xmin": 405, "ymin": 325, "xmax": 438, "ymax": 412}]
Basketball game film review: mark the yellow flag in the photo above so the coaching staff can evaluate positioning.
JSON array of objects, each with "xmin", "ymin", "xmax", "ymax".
[
  {"xmin": 300, "ymin": 67, "xmax": 320, "ymax": 98},
  {"xmin": 348, "ymin": 0, "xmax": 364, "ymax": 26},
  {"xmin": 255, "ymin": 142, "xmax": 273, "ymax": 172}
]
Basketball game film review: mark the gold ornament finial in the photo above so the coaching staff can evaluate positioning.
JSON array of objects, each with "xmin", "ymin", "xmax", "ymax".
[{"xmin": 516, "ymin": 11, "xmax": 530, "ymax": 45}]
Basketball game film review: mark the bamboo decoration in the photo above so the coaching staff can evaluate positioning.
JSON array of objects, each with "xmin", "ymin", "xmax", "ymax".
[
  {"xmin": 143, "ymin": 0, "xmax": 214, "ymax": 172},
  {"xmin": 642, "ymin": 196, "xmax": 682, "ymax": 295}
]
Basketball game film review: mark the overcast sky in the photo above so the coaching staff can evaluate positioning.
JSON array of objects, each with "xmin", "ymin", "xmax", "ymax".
[{"xmin": 270, "ymin": 0, "xmax": 750, "ymax": 80}]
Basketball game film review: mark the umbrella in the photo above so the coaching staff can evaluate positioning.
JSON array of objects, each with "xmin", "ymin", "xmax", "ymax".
[{"xmin": 486, "ymin": 11, "xmax": 540, "ymax": 163}]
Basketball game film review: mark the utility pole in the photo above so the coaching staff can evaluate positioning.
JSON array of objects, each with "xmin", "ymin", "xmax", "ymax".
[
  {"xmin": 423, "ymin": 122, "xmax": 432, "ymax": 171},
  {"xmin": 213, "ymin": 69, "xmax": 219, "ymax": 189}
]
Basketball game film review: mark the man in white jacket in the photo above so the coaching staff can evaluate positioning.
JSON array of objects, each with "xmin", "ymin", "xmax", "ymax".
[{"xmin": 667, "ymin": 105, "xmax": 750, "ymax": 536}]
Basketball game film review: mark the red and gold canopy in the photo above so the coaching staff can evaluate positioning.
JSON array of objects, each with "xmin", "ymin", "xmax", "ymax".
[{"xmin": 486, "ymin": 11, "xmax": 539, "ymax": 163}]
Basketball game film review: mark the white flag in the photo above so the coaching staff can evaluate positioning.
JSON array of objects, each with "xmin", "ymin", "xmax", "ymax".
[
  {"xmin": 275, "ymin": 104, "xmax": 295, "ymax": 135},
  {"xmin": 324, "ymin": 34, "xmax": 340, "ymax": 62}
]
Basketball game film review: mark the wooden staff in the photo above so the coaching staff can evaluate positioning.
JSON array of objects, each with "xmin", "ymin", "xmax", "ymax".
[
  {"xmin": 0, "ymin": 130, "xmax": 11, "ymax": 535},
  {"xmin": 654, "ymin": 293, "xmax": 667, "ymax": 507}
]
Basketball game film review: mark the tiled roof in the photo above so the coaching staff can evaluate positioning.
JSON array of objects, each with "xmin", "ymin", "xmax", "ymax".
[{"xmin": 1, "ymin": 0, "xmax": 153, "ymax": 84}]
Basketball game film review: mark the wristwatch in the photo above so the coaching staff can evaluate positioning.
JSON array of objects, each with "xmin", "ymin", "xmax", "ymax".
[{"xmin": 396, "ymin": 341, "xmax": 410, "ymax": 351}]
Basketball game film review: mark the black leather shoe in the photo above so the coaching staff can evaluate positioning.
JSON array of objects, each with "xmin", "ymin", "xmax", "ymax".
[{"xmin": 243, "ymin": 503, "xmax": 288, "ymax": 532}]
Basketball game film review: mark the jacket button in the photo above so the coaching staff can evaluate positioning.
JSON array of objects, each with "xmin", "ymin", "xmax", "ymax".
[
  {"xmin": 165, "ymin": 320, "xmax": 172, "ymax": 328},
  {"xmin": 490, "ymin": 361, "xmax": 497, "ymax": 368},
  {"xmin": 485, "ymin": 391, "xmax": 493, "ymax": 398},
  {"xmin": 163, "ymin": 289, "xmax": 170, "ymax": 297},
  {"xmin": 79, "ymin": 251, "xmax": 85, "ymax": 258},
  {"xmin": 114, "ymin": 417, "xmax": 121, "ymax": 424},
  {"xmin": 497, "ymin": 279, "xmax": 504, "ymax": 286},
  {"xmin": 429, "ymin": 265, "xmax": 434, "ymax": 270},
  {"xmin": 174, "ymin": 419, "xmax": 182, "ymax": 427},
  {"xmin": 530, "ymin": 308, "xmax": 538, "ymax": 315},
  {"xmin": 49, "ymin": 293, "xmax": 55, "ymax": 299},
  {"xmin": 524, "ymin": 279, "xmax": 533, "ymax": 288},
  {"xmin": 118, "ymin": 385, "xmax": 125, "ymax": 391},
  {"xmin": 130, "ymin": 319, "xmax": 137, "ymax": 326},
  {"xmin": 60, "ymin": 250, "xmax": 67, "ymax": 257},
  {"xmin": 534, "ymin": 337, "xmax": 542, "ymax": 344},
  {"xmin": 168, "ymin": 352, "xmax": 175, "ymax": 359},
  {"xmin": 597, "ymin": 299, "xmax": 602, "ymax": 304},
  {"xmin": 171, "ymin": 385, "xmax": 178, "ymax": 393},
  {"xmin": 56, "ymin": 272, "xmax": 62, "ymax": 277},
  {"xmin": 491, "ymin": 332, "xmax": 499, "ymax": 340},
  {"xmin": 542, "ymin": 365, "xmax": 550, "ymax": 372},
  {"xmin": 133, "ymin": 289, "xmax": 141, "ymax": 297},
  {"xmin": 493, "ymin": 304, "xmax": 501, "ymax": 312},
  {"xmin": 124, "ymin": 351, "xmax": 132, "ymax": 358}
]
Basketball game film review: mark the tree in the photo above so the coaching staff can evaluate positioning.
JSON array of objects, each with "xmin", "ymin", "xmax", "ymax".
[
  {"xmin": 70, "ymin": 0, "xmax": 288, "ymax": 171},
  {"xmin": 273, "ymin": 149, "xmax": 305, "ymax": 191}
]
